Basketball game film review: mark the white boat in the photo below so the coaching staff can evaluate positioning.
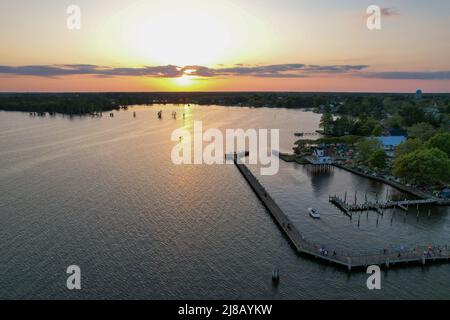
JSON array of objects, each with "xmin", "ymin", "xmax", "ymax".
[{"xmin": 308, "ymin": 208, "xmax": 321, "ymax": 219}]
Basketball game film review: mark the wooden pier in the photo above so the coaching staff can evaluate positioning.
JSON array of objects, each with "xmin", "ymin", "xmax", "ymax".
[
  {"xmin": 329, "ymin": 194, "xmax": 436, "ymax": 216},
  {"xmin": 233, "ymin": 155, "xmax": 450, "ymax": 271},
  {"xmin": 294, "ymin": 131, "xmax": 321, "ymax": 137}
]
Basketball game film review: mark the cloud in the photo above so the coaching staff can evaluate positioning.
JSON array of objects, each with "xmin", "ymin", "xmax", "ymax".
[
  {"xmin": 0, "ymin": 65, "xmax": 184, "ymax": 78},
  {"xmin": 381, "ymin": 7, "xmax": 399, "ymax": 17},
  {"xmin": 182, "ymin": 64, "xmax": 368, "ymax": 78},
  {"xmin": 358, "ymin": 71, "xmax": 450, "ymax": 80},
  {"xmin": 1, "ymin": 63, "xmax": 449, "ymax": 80},
  {"xmin": 0, "ymin": 63, "xmax": 369, "ymax": 79}
]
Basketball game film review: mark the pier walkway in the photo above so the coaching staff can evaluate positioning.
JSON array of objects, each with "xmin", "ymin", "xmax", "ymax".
[
  {"xmin": 329, "ymin": 195, "xmax": 436, "ymax": 216},
  {"xmin": 233, "ymin": 155, "xmax": 450, "ymax": 271}
]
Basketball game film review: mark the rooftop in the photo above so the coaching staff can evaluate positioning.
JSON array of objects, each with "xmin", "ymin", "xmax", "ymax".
[{"xmin": 375, "ymin": 136, "xmax": 406, "ymax": 147}]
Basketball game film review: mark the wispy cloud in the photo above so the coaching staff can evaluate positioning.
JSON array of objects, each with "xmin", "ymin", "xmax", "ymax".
[
  {"xmin": 1, "ymin": 64, "xmax": 450, "ymax": 80},
  {"xmin": 358, "ymin": 71, "xmax": 450, "ymax": 80},
  {"xmin": 0, "ymin": 63, "xmax": 369, "ymax": 79},
  {"xmin": 381, "ymin": 7, "xmax": 400, "ymax": 17},
  {"xmin": 0, "ymin": 65, "xmax": 183, "ymax": 78}
]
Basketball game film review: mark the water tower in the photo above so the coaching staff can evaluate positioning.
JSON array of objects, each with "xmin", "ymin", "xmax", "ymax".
[{"xmin": 416, "ymin": 89, "xmax": 423, "ymax": 99}]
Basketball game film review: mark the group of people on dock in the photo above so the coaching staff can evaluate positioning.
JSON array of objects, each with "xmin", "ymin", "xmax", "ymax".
[{"xmin": 156, "ymin": 110, "xmax": 185, "ymax": 120}]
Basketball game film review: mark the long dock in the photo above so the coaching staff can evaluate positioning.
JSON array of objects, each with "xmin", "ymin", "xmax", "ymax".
[
  {"xmin": 233, "ymin": 155, "xmax": 450, "ymax": 271},
  {"xmin": 329, "ymin": 195, "xmax": 436, "ymax": 216}
]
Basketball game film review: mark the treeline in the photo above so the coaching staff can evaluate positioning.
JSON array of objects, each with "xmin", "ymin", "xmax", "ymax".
[
  {"xmin": 2, "ymin": 92, "xmax": 449, "ymax": 115},
  {"xmin": 321, "ymin": 96, "xmax": 450, "ymax": 137},
  {"xmin": 353, "ymin": 132, "xmax": 450, "ymax": 186}
]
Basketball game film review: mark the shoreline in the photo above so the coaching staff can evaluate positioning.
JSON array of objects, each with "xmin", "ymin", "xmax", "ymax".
[
  {"xmin": 278, "ymin": 153, "xmax": 450, "ymax": 206},
  {"xmin": 333, "ymin": 163, "xmax": 450, "ymax": 206}
]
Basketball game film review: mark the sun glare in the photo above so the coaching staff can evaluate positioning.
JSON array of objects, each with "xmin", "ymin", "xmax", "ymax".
[
  {"xmin": 175, "ymin": 75, "xmax": 193, "ymax": 86},
  {"xmin": 97, "ymin": 0, "xmax": 273, "ymax": 67}
]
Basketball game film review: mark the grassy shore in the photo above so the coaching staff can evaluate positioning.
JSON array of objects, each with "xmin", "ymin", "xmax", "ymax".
[{"xmin": 278, "ymin": 153, "xmax": 309, "ymax": 164}]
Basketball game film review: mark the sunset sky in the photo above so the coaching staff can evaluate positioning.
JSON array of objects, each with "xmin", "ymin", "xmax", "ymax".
[{"xmin": 1, "ymin": 0, "xmax": 450, "ymax": 92}]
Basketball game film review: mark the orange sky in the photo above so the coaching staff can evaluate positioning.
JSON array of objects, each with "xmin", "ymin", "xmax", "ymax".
[{"xmin": 1, "ymin": 0, "xmax": 450, "ymax": 92}]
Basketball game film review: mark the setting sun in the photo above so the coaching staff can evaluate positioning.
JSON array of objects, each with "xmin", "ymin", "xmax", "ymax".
[{"xmin": 175, "ymin": 75, "xmax": 193, "ymax": 86}]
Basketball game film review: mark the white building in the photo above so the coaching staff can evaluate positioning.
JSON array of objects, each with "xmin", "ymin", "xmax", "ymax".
[{"xmin": 313, "ymin": 149, "xmax": 332, "ymax": 164}]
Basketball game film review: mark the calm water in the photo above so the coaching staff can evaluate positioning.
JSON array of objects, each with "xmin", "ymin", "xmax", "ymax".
[{"xmin": 0, "ymin": 105, "xmax": 449, "ymax": 300}]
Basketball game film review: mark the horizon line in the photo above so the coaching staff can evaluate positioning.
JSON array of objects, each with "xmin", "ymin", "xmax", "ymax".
[{"xmin": 1, "ymin": 90, "xmax": 449, "ymax": 95}]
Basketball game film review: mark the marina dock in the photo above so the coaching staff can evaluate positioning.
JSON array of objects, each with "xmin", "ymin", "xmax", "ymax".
[
  {"xmin": 233, "ymin": 155, "xmax": 450, "ymax": 271},
  {"xmin": 329, "ymin": 195, "xmax": 436, "ymax": 216}
]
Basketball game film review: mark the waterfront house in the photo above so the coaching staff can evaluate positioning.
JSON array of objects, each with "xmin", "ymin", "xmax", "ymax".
[{"xmin": 312, "ymin": 149, "xmax": 332, "ymax": 164}]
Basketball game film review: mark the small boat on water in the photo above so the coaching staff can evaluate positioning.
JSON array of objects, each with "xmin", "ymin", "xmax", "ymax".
[{"xmin": 308, "ymin": 208, "xmax": 321, "ymax": 219}]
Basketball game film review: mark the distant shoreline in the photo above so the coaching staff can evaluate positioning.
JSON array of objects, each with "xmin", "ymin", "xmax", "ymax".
[{"xmin": 1, "ymin": 91, "xmax": 450, "ymax": 115}]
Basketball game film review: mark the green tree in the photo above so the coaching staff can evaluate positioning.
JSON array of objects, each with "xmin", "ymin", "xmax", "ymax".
[
  {"xmin": 427, "ymin": 132, "xmax": 450, "ymax": 157},
  {"xmin": 371, "ymin": 125, "xmax": 383, "ymax": 136},
  {"xmin": 385, "ymin": 113, "xmax": 403, "ymax": 129},
  {"xmin": 368, "ymin": 149, "xmax": 388, "ymax": 170},
  {"xmin": 398, "ymin": 102, "xmax": 426, "ymax": 127},
  {"xmin": 356, "ymin": 138, "xmax": 383, "ymax": 163},
  {"xmin": 407, "ymin": 122, "xmax": 436, "ymax": 141},
  {"xmin": 332, "ymin": 116, "xmax": 355, "ymax": 136},
  {"xmin": 395, "ymin": 138, "xmax": 424, "ymax": 157},
  {"xmin": 354, "ymin": 116, "xmax": 378, "ymax": 136},
  {"xmin": 320, "ymin": 105, "xmax": 334, "ymax": 135},
  {"xmin": 393, "ymin": 148, "xmax": 450, "ymax": 185}
]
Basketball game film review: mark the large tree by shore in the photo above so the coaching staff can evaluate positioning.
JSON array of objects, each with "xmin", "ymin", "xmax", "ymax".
[{"xmin": 393, "ymin": 148, "xmax": 450, "ymax": 185}]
